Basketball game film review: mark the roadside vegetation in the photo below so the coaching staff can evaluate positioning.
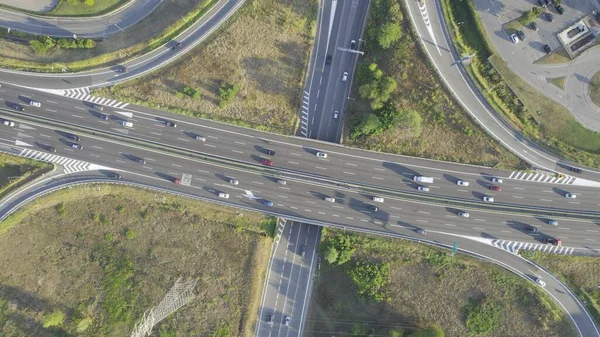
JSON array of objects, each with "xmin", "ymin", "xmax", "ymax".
[
  {"xmin": 0, "ymin": 0, "xmax": 217, "ymax": 72},
  {"xmin": 308, "ymin": 229, "xmax": 577, "ymax": 337},
  {"xmin": 345, "ymin": 0, "xmax": 522, "ymax": 169},
  {"xmin": 547, "ymin": 77, "xmax": 566, "ymax": 90},
  {"xmin": 49, "ymin": 0, "xmax": 128, "ymax": 16},
  {"xmin": 0, "ymin": 185, "xmax": 273, "ymax": 336},
  {"xmin": 94, "ymin": 0, "xmax": 317, "ymax": 134},
  {"xmin": 441, "ymin": 0, "xmax": 600, "ymax": 167},
  {"xmin": 591, "ymin": 71, "xmax": 600, "ymax": 108},
  {"xmin": 522, "ymin": 252, "xmax": 600, "ymax": 327},
  {"xmin": 0, "ymin": 154, "xmax": 52, "ymax": 211}
]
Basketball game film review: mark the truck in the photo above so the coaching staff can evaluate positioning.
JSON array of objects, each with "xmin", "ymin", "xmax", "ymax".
[{"xmin": 413, "ymin": 176, "xmax": 434, "ymax": 183}]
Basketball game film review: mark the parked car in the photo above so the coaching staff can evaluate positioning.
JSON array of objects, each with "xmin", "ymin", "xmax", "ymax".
[
  {"xmin": 555, "ymin": 5, "xmax": 564, "ymax": 14},
  {"xmin": 316, "ymin": 152, "xmax": 328, "ymax": 158},
  {"xmin": 490, "ymin": 185, "xmax": 501, "ymax": 192},
  {"xmin": 261, "ymin": 159, "xmax": 273, "ymax": 166},
  {"xmin": 456, "ymin": 180, "xmax": 469, "ymax": 186},
  {"xmin": 530, "ymin": 21, "xmax": 538, "ymax": 31},
  {"xmin": 545, "ymin": 12, "xmax": 554, "ymax": 22},
  {"xmin": 544, "ymin": 44, "xmax": 552, "ymax": 54},
  {"xmin": 510, "ymin": 34, "xmax": 519, "ymax": 43},
  {"xmin": 342, "ymin": 72, "xmax": 348, "ymax": 82},
  {"xmin": 517, "ymin": 30, "xmax": 526, "ymax": 41}
]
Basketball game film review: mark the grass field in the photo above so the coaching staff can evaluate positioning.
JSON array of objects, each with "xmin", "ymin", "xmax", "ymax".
[
  {"xmin": 50, "ymin": 0, "xmax": 127, "ymax": 15},
  {"xmin": 0, "ymin": 153, "xmax": 52, "ymax": 202},
  {"xmin": 307, "ymin": 230, "xmax": 577, "ymax": 337},
  {"xmin": 93, "ymin": 0, "xmax": 317, "ymax": 134},
  {"xmin": 522, "ymin": 252, "xmax": 600, "ymax": 328},
  {"xmin": 591, "ymin": 71, "xmax": 600, "ymax": 108},
  {"xmin": 345, "ymin": 0, "xmax": 523, "ymax": 169},
  {"xmin": 547, "ymin": 77, "xmax": 566, "ymax": 90},
  {"xmin": 535, "ymin": 47, "xmax": 571, "ymax": 65},
  {"xmin": 0, "ymin": 185, "xmax": 272, "ymax": 336}
]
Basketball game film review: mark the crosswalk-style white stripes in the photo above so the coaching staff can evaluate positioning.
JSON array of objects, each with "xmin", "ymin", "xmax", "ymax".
[
  {"xmin": 300, "ymin": 91, "xmax": 309, "ymax": 137},
  {"xmin": 64, "ymin": 88, "xmax": 129, "ymax": 109},
  {"xmin": 508, "ymin": 170, "xmax": 575, "ymax": 184},
  {"xmin": 276, "ymin": 218, "xmax": 287, "ymax": 243},
  {"xmin": 492, "ymin": 239, "xmax": 574, "ymax": 255},
  {"xmin": 19, "ymin": 148, "xmax": 93, "ymax": 174}
]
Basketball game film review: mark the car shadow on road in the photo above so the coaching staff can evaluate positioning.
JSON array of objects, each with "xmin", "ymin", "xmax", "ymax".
[{"xmin": 156, "ymin": 171, "xmax": 176, "ymax": 183}]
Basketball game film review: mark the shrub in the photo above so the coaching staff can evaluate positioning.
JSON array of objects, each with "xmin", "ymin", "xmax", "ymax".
[
  {"xmin": 183, "ymin": 86, "xmax": 201, "ymax": 99},
  {"xmin": 348, "ymin": 261, "xmax": 391, "ymax": 302},
  {"xmin": 358, "ymin": 63, "xmax": 397, "ymax": 110},
  {"xmin": 519, "ymin": 7, "xmax": 543, "ymax": 25},
  {"xmin": 55, "ymin": 202, "xmax": 66, "ymax": 215},
  {"xmin": 377, "ymin": 23, "xmax": 402, "ymax": 49},
  {"xmin": 218, "ymin": 82, "xmax": 240, "ymax": 107},
  {"xmin": 105, "ymin": 233, "xmax": 113, "ymax": 242},
  {"xmin": 125, "ymin": 230, "xmax": 135, "ymax": 240},
  {"xmin": 117, "ymin": 206, "xmax": 125, "ymax": 213},
  {"xmin": 350, "ymin": 113, "xmax": 382, "ymax": 139},
  {"xmin": 409, "ymin": 326, "xmax": 445, "ymax": 337},
  {"xmin": 465, "ymin": 298, "xmax": 502, "ymax": 335},
  {"xmin": 42, "ymin": 310, "xmax": 65, "ymax": 328},
  {"xmin": 323, "ymin": 245, "xmax": 339, "ymax": 264},
  {"xmin": 84, "ymin": 0, "xmax": 94, "ymax": 5}
]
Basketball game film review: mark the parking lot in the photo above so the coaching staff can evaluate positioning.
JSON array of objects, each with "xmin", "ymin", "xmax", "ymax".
[{"xmin": 473, "ymin": 0, "xmax": 599, "ymax": 62}]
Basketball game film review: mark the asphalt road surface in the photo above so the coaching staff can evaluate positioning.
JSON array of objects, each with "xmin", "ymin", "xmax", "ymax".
[
  {"xmin": 303, "ymin": 0, "xmax": 369, "ymax": 142},
  {"xmin": 256, "ymin": 220, "xmax": 319, "ymax": 337}
]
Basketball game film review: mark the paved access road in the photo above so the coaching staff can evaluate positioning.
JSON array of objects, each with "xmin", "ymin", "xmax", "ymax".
[
  {"xmin": 0, "ymin": 0, "xmax": 243, "ymax": 90},
  {"xmin": 302, "ymin": 0, "xmax": 368, "ymax": 142},
  {"xmin": 0, "ymin": 0, "xmax": 163, "ymax": 38},
  {"xmin": 256, "ymin": 220, "xmax": 319, "ymax": 337}
]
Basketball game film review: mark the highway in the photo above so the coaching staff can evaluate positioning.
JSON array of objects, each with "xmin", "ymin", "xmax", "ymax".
[
  {"xmin": 302, "ymin": 0, "xmax": 368, "ymax": 142},
  {"xmin": 256, "ymin": 220, "xmax": 319, "ymax": 337}
]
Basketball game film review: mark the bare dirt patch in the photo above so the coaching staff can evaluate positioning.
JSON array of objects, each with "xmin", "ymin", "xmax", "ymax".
[
  {"xmin": 94, "ymin": 0, "xmax": 317, "ymax": 134},
  {"xmin": 0, "ymin": 185, "xmax": 272, "ymax": 337}
]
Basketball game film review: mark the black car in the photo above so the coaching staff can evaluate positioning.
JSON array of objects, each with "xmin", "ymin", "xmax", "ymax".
[
  {"xmin": 517, "ymin": 30, "xmax": 526, "ymax": 41},
  {"xmin": 527, "ymin": 226, "xmax": 538, "ymax": 234},
  {"xmin": 14, "ymin": 105, "xmax": 24, "ymax": 112},
  {"xmin": 543, "ymin": 0, "xmax": 550, "ymax": 5},
  {"xmin": 136, "ymin": 158, "xmax": 146, "ymax": 165},
  {"xmin": 368, "ymin": 205, "xmax": 379, "ymax": 212},
  {"xmin": 350, "ymin": 40, "xmax": 356, "ymax": 49},
  {"xmin": 172, "ymin": 41, "xmax": 182, "ymax": 50},
  {"xmin": 46, "ymin": 146, "xmax": 57, "ymax": 153},
  {"xmin": 555, "ymin": 5, "xmax": 564, "ymax": 14},
  {"xmin": 265, "ymin": 149, "xmax": 276, "ymax": 156},
  {"xmin": 530, "ymin": 22, "xmax": 538, "ymax": 31},
  {"xmin": 116, "ymin": 66, "xmax": 127, "ymax": 73},
  {"xmin": 543, "ymin": 44, "xmax": 552, "ymax": 54},
  {"xmin": 545, "ymin": 12, "xmax": 554, "ymax": 22},
  {"xmin": 325, "ymin": 54, "xmax": 332, "ymax": 65},
  {"xmin": 537, "ymin": 0, "xmax": 547, "ymax": 7},
  {"xmin": 100, "ymin": 114, "xmax": 109, "ymax": 120},
  {"xmin": 66, "ymin": 134, "xmax": 80, "ymax": 142},
  {"xmin": 569, "ymin": 166, "xmax": 582, "ymax": 173},
  {"xmin": 109, "ymin": 172, "xmax": 121, "ymax": 179}
]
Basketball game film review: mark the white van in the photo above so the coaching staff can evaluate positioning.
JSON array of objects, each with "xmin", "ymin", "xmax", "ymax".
[
  {"xmin": 413, "ymin": 176, "xmax": 434, "ymax": 183},
  {"xmin": 122, "ymin": 121, "xmax": 133, "ymax": 127}
]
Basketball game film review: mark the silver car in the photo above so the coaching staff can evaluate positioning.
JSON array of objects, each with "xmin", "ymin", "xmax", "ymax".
[{"xmin": 342, "ymin": 72, "xmax": 348, "ymax": 82}]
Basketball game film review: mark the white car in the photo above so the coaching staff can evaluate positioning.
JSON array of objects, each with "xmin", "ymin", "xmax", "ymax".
[
  {"xmin": 333, "ymin": 111, "xmax": 339, "ymax": 119},
  {"xmin": 372, "ymin": 196, "xmax": 384, "ymax": 203},
  {"xmin": 218, "ymin": 192, "xmax": 229, "ymax": 199},
  {"xmin": 324, "ymin": 196, "xmax": 335, "ymax": 202},
  {"xmin": 342, "ymin": 72, "xmax": 348, "ymax": 82},
  {"xmin": 565, "ymin": 193, "xmax": 576, "ymax": 199},
  {"xmin": 284, "ymin": 316, "xmax": 291, "ymax": 327},
  {"xmin": 417, "ymin": 186, "xmax": 429, "ymax": 192},
  {"xmin": 316, "ymin": 152, "xmax": 328, "ymax": 158},
  {"xmin": 195, "ymin": 135, "xmax": 206, "ymax": 141},
  {"xmin": 510, "ymin": 34, "xmax": 519, "ymax": 43},
  {"xmin": 459, "ymin": 211, "xmax": 470, "ymax": 218},
  {"xmin": 3, "ymin": 120, "xmax": 14, "ymax": 127},
  {"xmin": 277, "ymin": 179, "xmax": 287, "ymax": 185},
  {"xmin": 535, "ymin": 277, "xmax": 546, "ymax": 287},
  {"xmin": 456, "ymin": 180, "xmax": 469, "ymax": 186},
  {"xmin": 492, "ymin": 177, "xmax": 503, "ymax": 183},
  {"xmin": 483, "ymin": 196, "xmax": 494, "ymax": 202},
  {"xmin": 229, "ymin": 179, "xmax": 239, "ymax": 185},
  {"xmin": 29, "ymin": 101, "xmax": 41, "ymax": 107},
  {"xmin": 122, "ymin": 121, "xmax": 133, "ymax": 127}
]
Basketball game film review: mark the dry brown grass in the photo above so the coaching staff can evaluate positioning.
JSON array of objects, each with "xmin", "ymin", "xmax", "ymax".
[
  {"xmin": 307, "ymin": 232, "xmax": 577, "ymax": 337},
  {"xmin": 95, "ymin": 0, "xmax": 317, "ymax": 134},
  {"xmin": 0, "ymin": 185, "xmax": 271, "ymax": 337}
]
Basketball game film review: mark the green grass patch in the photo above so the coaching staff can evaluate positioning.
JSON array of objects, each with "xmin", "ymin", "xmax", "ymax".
[
  {"xmin": 503, "ymin": 19, "xmax": 524, "ymax": 35},
  {"xmin": 50, "ymin": 0, "xmax": 127, "ymax": 16},
  {"xmin": 465, "ymin": 298, "xmax": 502, "ymax": 335},
  {"xmin": 0, "ymin": 153, "xmax": 52, "ymax": 211},
  {"xmin": 535, "ymin": 46, "xmax": 571, "ymax": 64},
  {"xmin": 547, "ymin": 77, "xmax": 566, "ymax": 90},
  {"xmin": 591, "ymin": 71, "xmax": 600, "ymax": 109}
]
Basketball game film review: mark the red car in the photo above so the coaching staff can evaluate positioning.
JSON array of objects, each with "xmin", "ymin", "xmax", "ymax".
[
  {"xmin": 261, "ymin": 159, "xmax": 273, "ymax": 166},
  {"xmin": 490, "ymin": 185, "xmax": 501, "ymax": 192},
  {"xmin": 174, "ymin": 179, "xmax": 181, "ymax": 184}
]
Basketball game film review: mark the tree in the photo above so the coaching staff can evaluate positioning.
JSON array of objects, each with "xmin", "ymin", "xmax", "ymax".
[
  {"xmin": 219, "ymin": 82, "xmax": 240, "ymax": 107},
  {"xmin": 323, "ymin": 245, "xmax": 339, "ymax": 264},
  {"xmin": 519, "ymin": 7, "xmax": 543, "ymax": 24},
  {"xmin": 348, "ymin": 261, "xmax": 391, "ymax": 302},
  {"xmin": 409, "ymin": 326, "xmax": 445, "ymax": 337},
  {"xmin": 393, "ymin": 109, "xmax": 422, "ymax": 136},
  {"xmin": 351, "ymin": 113, "xmax": 382, "ymax": 139},
  {"xmin": 43, "ymin": 310, "xmax": 65, "ymax": 328},
  {"xmin": 378, "ymin": 23, "xmax": 402, "ymax": 49}
]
